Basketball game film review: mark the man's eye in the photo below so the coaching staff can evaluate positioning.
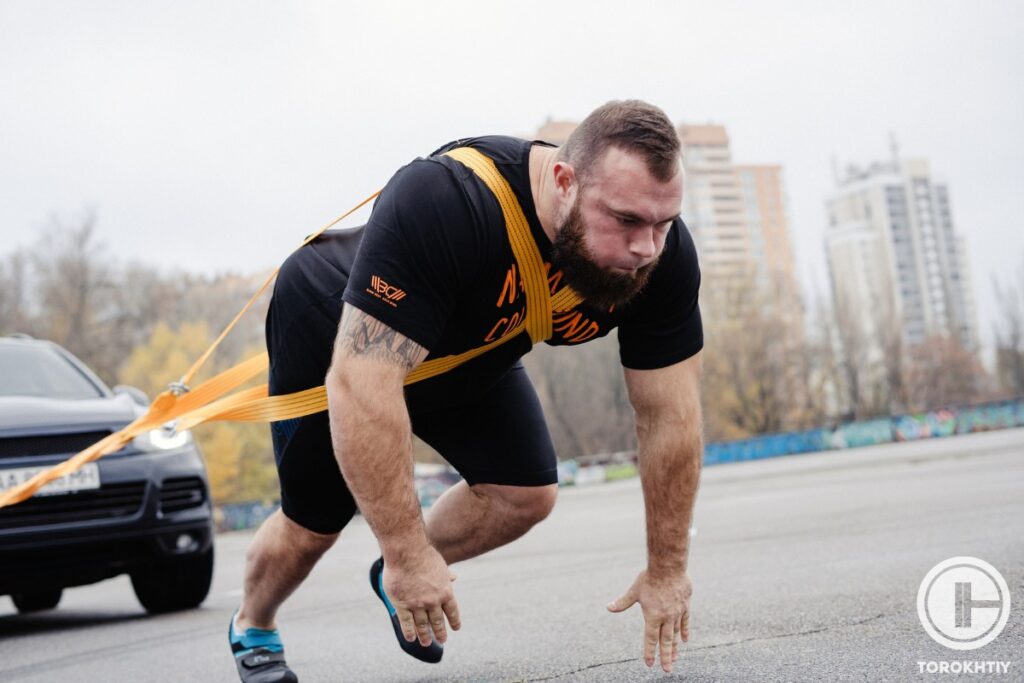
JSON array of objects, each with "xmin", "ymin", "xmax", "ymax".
[{"xmin": 618, "ymin": 216, "xmax": 638, "ymax": 226}]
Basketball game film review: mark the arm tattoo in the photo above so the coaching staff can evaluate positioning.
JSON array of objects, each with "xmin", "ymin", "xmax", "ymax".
[{"xmin": 335, "ymin": 306, "xmax": 426, "ymax": 370}]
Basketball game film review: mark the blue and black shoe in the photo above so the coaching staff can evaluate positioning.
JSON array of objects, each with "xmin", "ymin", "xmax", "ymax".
[
  {"xmin": 229, "ymin": 611, "xmax": 299, "ymax": 683},
  {"xmin": 369, "ymin": 557, "xmax": 443, "ymax": 663}
]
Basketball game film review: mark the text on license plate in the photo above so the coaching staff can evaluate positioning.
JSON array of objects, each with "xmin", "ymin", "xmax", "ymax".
[{"xmin": 0, "ymin": 463, "xmax": 102, "ymax": 497}]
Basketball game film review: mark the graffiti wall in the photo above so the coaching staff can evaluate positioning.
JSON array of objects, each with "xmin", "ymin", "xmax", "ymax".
[
  {"xmin": 703, "ymin": 398, "xmax": 1024, "ymax": 466},
  {"xmin": 216, "ymin": 500, "xmax": 280, "ymax": 532},
  {"xmin": 703, "ymin": 429, "xmax": 829, "ymax": 466}
]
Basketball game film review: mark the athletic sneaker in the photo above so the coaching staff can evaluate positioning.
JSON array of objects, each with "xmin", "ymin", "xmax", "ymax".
[
  {"xmin": 229, "ymin": 611, "xmax": 299, "ymax": 683},
  {"xmin": 369, "ymin": 557, "xmax": 444, "ymax": 663}
]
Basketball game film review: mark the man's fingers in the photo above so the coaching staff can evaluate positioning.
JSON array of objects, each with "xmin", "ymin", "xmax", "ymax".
[
  {"xmin": 442, "ymin": 599, "xmax": 462, "ymax": 631},
  {"xmin": 681, "ymin": 607, "xmax": 690, "ymax": 642},
  {"xmin": 607, "ymin": 588, "xmax": 637, "ymax": 613},
  {"xmin": 672, "ymin": 621, "xmax": 681, "ymax": 662},
  {"xmin": 427, "ymin": 606, "xmax": 448, "ymax": 644},
  {"xmin": 413, "ymin": 608, "xmax": 433, "ymax": 646},
  {"xmin": 659, "ymin": 622, "xmax": 674, "ymax": 672},
  {"xmin": 643, "ymin": 619, "xmax": 659, "ymax": 667},
  {"xmin": 396, "ymin": 608, "xmax": 417, "ymax": 642}
]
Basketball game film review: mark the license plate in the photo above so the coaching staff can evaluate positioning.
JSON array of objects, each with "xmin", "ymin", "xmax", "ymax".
[{"xmin": 0, "ymin": 463, "xmax": 101, "ymax": 497}]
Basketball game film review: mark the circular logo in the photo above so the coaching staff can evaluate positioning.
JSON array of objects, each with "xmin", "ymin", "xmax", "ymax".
[{"xmin": 917, "ymin": 556, "xmax": 1011, "ymax": 650}]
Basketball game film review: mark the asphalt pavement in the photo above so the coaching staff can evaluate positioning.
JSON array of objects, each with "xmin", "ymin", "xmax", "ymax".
[{"xmin": 1, "ymin": 428, "xmax": 1021, "ymax": 682}]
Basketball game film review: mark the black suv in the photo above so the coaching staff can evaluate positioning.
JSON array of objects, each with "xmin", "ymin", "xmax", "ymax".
[{"xmin": 0, "ymin": 335, "xmax": 214, "ymax": 614}]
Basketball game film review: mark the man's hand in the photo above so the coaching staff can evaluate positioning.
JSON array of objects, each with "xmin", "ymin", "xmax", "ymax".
[
  {"xmin": 383, "ymin": 544, "xmax": 462, "ymax": 647},
  {"xmin": 607, "ymin": 568, "xmax": 692, "ymax": 673}
]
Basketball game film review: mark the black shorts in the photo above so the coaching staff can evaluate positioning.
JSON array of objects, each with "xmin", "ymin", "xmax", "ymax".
[{"xmin": 266, "ymin": 234, "xmax": 558, "ymax": 535}]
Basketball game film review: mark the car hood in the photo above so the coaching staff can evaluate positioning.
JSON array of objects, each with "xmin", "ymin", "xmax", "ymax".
[{"xmin": 0, "ymin": 394, "xmax": 142, "ymax": 435}]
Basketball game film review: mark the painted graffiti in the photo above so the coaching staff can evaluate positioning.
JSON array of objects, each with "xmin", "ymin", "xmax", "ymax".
[{"xmin": 704, "ymin": 398, "xmax": 1024, "ymax": 466}]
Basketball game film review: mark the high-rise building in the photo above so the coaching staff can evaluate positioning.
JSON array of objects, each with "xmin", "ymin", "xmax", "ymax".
[
  {"xmin": 677, "ymin": 124, "xmax": 799, "ymax": 304},
  {"xmin": 676, "ymin": 125, "xmax": 747, "ymax": 284},
  {"xmin": 824, "ymin": 151, "xmax": 978, "ymax": 351}
]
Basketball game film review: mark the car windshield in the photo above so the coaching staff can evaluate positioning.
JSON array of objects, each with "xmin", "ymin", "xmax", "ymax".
[{"xmin": 0, "ymin": 344, "xmax": 104, "ymax": 400}]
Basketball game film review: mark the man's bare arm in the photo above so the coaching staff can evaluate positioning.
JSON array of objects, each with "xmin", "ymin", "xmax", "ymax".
[
  {"xmin": 327, "ymin": 304, "xmax": 427, "ymax": 554},
  {"xmin": 325, "ymin": 304, "xmax": 459, "ymax": 645},
  {"xmin": 607, "ymin": 351, "xmax": 703, "ymax": 673},
  {"xmin": 627, "ymin": 350, "xmax": 703, "ymax": 576}
]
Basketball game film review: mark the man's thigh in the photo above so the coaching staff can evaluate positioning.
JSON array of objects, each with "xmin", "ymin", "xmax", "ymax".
[
  {"xmin": 266, "ymin": 246, "xmax": 356, "ymax": 536},
  {"xmin": 410, "ymin": 362, "xmax": 558, "ymax": 487}
]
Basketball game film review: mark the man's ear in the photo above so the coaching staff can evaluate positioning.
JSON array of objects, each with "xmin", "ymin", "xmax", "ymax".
[{"xmin": 552, "ymin": 161, "xmax": 577, "ymax": 199}]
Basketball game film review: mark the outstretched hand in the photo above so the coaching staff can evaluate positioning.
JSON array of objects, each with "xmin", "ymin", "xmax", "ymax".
[
  {"xmin": 607, "ymin": 569, "xmax": 692, "ymax": 673},
  {"xmin": 384, "ymin": 545, "xmax": 461, "ymax": 647}
]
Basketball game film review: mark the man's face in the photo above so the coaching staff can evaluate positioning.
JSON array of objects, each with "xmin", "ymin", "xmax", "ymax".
[{"xmin": 551, "ymin": 146, "xmax": 684, "ymax": 308}]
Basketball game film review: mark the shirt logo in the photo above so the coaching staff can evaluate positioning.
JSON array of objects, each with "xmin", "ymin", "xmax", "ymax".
[{"xmin": 368, "ymin": 275, "xmax": 407, "ymax": 307}]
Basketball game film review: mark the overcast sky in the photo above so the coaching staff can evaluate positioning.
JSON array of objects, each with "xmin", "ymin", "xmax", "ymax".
[{"xmin": 1, "ymin": 0, "xmax": 1022, "ymax": 351}]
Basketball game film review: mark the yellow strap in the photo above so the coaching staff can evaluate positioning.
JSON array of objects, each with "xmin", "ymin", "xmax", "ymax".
[
  {"xmin": 179, "ymin": 191, "xmax": 380, "ymax": 386},
  {"xmin": 443, "ymin": 147, "xmax": 555, "ymax": 343},
  {"xmin": 403, "ymin": 148, "xmax": 585, "ymax": 379},
  {"xmin": 0, "ymin": 148, "xmax": 584, "ymax": 509},
  {"xmin": 0, "ymin": 351, "xmax": 272, "ymax": 507},
  {"xmin": 552, "ymin": 285, "xmax": 584, "ymax": 312}
]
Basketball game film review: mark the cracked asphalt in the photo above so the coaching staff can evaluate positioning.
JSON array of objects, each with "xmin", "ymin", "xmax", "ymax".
[{"xmin": 1, "ymin": 428, "xmax": 1022, "ymax": 682}]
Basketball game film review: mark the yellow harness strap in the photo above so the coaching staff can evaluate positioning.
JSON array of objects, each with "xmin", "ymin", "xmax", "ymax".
[
  {"xmin": 0, "ymin": 147, "xmax": 581, "ymax": 509},
  {"xmin": 444, "ymin": 147, "xmax": 553, "ymax": 342},
  {"xmin": 408, "ymin": 147, "xmax": 582, "ymax": 379}
]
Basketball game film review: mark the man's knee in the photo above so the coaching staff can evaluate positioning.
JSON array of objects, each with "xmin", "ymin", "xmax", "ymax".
[
  {"xmin": 474, "ymin": 483, "xmax": 558, "ymax": 528},
  {"xmin": 255, "ymin": 509, "xmax": 339, "ymax": 562}
]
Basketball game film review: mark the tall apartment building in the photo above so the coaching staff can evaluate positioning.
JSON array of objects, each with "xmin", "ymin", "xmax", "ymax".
[
  {"xmin": 677, "ymin": 125, "xmax": 798, "ymax": 299},
  {"xmin": 533, "ymin": 120, "xmax": 800, "ymax": 305},
  {"xmin": 824, "ymin": 153, "xmax": 978, "ymax": 351}
]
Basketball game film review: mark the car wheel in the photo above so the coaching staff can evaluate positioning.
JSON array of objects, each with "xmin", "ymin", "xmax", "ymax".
[
  {"xmin": 11, "ymin": 588, "xmax": 63, "ymax": 613},
  {"xmin": 130, "ymin": 545, "xmax": 214, "ymax": 614}
]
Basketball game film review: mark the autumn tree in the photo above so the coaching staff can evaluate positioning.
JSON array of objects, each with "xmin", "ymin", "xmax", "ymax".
[
  {"xmin": 2, "ymin": 213, "xmax": 284, "ymax": 502},
  {"xmin": 120, "ymin": 322, "xmax": 276, "ymax": 504}
]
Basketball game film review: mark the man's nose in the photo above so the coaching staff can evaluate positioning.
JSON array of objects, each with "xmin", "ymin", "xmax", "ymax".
[{"xmin": 629, "ymin": 227, "xmax": 657, "ymax": 262}]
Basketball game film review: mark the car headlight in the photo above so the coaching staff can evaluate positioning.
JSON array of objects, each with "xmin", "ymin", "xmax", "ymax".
[{"xmin": 132, "ymin": 423, "xmax": 193, "ymax": 452}]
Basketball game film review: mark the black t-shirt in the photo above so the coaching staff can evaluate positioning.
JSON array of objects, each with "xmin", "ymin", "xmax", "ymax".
[{"xmin": 335, "ymin": 135, "xmax": 702, "ymax": 405}]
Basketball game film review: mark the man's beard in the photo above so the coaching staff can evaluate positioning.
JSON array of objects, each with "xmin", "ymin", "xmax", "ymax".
[{"xmin": 550, "ymin": 198, "xmax": 659, "ymax": 309}]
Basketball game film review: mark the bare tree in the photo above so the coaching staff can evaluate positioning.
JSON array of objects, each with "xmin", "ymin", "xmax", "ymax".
[
  {"xmin": 906, "ymin": 334, "xmax": 984, "ymax": 409},
  {"xmin": 993, "ymin": 257, "xmax": 1024, "ymax": 396},
  {"xmin": 791, "ymin": 293, "xmax": 839, "ymax": 429},
  {"xmin": 700, "ymin": 268, "xmax": 814, "ymax": 439},
  {"xmin": 523, "ymin": 335, "xmax": 635, "ymax": 459},
  {"xmin": 875, "ymin": 295, "xmax": 910, "ymax": 414},
  {"xmin": 828, "ymin": 284, "xmax": 899, "ymax": 419},
  {"xmin": 27, "ymin": 211, "xmax": 129, "ymax": 381},
  {"xmin": 0, "ymin": 250, "xmax": 31, "ymax": 334}
]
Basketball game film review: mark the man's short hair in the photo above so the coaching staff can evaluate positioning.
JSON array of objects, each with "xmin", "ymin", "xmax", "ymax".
[{"xmin": 558, "ymin": 100, "xmax": 681, "ymax": 184}]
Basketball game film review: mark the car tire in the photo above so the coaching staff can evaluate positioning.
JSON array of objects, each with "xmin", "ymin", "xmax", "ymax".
[
  {"xmin": 130, "ymin": 545, "xmax": 214, "ymax": 614},
  {"xmin": 11, "ymin": 588, "xmax": 63, "ymax": 613}
]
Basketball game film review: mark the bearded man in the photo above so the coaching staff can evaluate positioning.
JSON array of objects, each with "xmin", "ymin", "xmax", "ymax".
[{"xmin": 228, "ymin": 99, "xmax": 704, "ymax": 682}]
